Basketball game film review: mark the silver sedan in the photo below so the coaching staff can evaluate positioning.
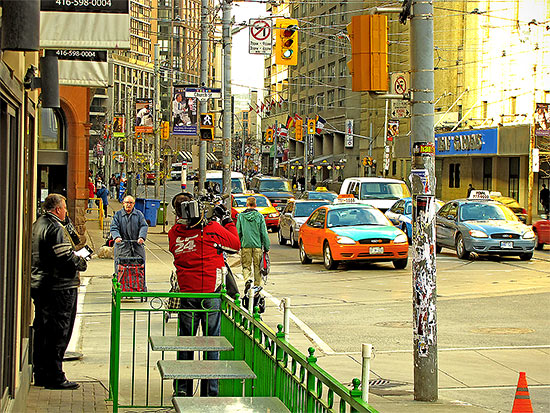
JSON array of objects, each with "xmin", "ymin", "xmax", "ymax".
[{"xmin": 278, "ymin": 199, "xmax": 330, "ymax": 247}]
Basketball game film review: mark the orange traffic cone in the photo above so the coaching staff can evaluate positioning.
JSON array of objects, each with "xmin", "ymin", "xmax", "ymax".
[{"xmin": 511, "ymin": 372, "xmax": 533, "ymax": 413}]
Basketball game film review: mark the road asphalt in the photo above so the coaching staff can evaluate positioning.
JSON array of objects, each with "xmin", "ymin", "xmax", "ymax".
[{"xmin": 26, "ymin": 200, "xmax": 549, "ymax": 412}]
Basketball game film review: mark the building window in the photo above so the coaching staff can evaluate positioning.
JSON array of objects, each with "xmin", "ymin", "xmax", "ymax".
[
  {"xmin": 38, "ymin": 108, "xmax": 65, "ymax": 150},
  {"xmin": 308, "ymin": 70, "xmax": 315, "ymax": 87},
  {"xmin": 308, "ymin": 96, "xmax": 315, "ymax": 114},
  {"xmin": 339, "ymin": 58, "xmax": 347, "ymax": 77},
  {"xmin": 319, "ymin": 40, "xmax": 325, "ymax": 59},
  {"xmin": 449, "ymin": 163, "xmax": 460, "ymax": 188},
  {"xmin": 338, "ymin": 88, "xmax": 345, "ymax": 107},
  {"xmin": 317, "ymin": 93, "xmax": 324, "ymax": 110},
  {"xmin": 300, "ymin": 99, "xmax": 305, "ymax": 113},
  {"xmin": 509, "ymin": 157, "xmax": 519, "ymax": 200},
  {"xmin": 329, "ymin": 7, "xmax": 336, "ymax": 25},
  {"xmin": 327, "ymin": 90, "xmax": 334, "ymax": 108},
  {"xmin": 309, "ymin": 45, "xmax": 316, "ymax": 63},
  {"xmin": 328, "ymin": 62, "xmax": 335, "ymax": 81},
  {"xmin": 392, "ymin": 160, "xmax": 397, "ymax": 176},
  {"xmin": 483, "ymin": 157, "xmax": 492, "ymax": 190},
  {"xmin": 482, "ymin": 101, "xmax": 488, "ymax": 120},
  {"xmin": 317, "ymin": 66, "xmax": 325, "ymax": 82},
  {"xmin": 299, "ymin": 48, "xmax": 306, "ymax": 66}
]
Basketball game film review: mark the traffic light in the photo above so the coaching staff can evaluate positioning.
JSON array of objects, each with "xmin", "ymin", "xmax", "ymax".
[
  {"xmin": 362, "ymin": 156, "xmax": 375, "ymax": 167},
  {"xmin": 347, "ymin": 14, "xmax": 388, "ymax": 92},
  {"xmin": 200, "ymin": 113, "xmax": 214, "ymax": 141},
  {"xmin": 161, "ymin": 121, "xmax": 169, "ymax": 140},
  {"xmin": 265, "ymin": 128, "xmax": 274, "ymax": 143},
  {"xmin": 275, "ymin": 19, "xmax": 298, "ymax": 66},
  {"xmin": 295, "ymin": 118, "xmax": 303, "ymax": 141},
  {"xmin": 307, "ymin": 119, "xmax": 316, "ymax": 135}
]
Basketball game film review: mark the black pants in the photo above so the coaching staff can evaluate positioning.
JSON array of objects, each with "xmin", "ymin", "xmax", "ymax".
[{"xmin": 31, "ymin": 288, "xmax": 78, "ymax": 384}]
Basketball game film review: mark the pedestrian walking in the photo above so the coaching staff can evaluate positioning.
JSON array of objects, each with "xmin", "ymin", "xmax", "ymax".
[
  {"xmin": 298, "ymin": 176, "xmax": 305, "ymax": 192},
  {"xmin": 31, "ymin": 194, "xmax": 88, "ymax": 390},
  {"xmin": 292, "ymin": 175, "xmax": 297, "ymax": 191},
  {"xmin": 310, "ymin": 175, "xmax": 317, "ymax": 189},
  {"xmin": 110, "ymin": 195, "xmax": 148, "ymax": 268},
  {"xmin": 168, "ymin": 192, "xmax": 241, "ymax": 397},
  {"xmin": 109, "ymin": 174, "xmax": 117, "ymax": 199},
  {"xmin": 96, "ymin": 183, "xmax": 109, "ymax": 218},
  {"xmin": 540, "ymin": 184, "xmax": 549, "ymax": 216},
  {"xmin": 87, "ymin": 177, "xmax": 95, "ymax": 210},
  {"xmin": 467, "ymin": 184, "xmax": 475, "ymax": 197},
  {"xmin": 236, "ymin": 196, "xmax": 270, "ymax": 287}
]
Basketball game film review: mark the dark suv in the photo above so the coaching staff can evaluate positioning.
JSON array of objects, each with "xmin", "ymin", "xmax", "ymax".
[{"xmin": 249, "ymin": 176, "xmax": 294, "ymax": 212}]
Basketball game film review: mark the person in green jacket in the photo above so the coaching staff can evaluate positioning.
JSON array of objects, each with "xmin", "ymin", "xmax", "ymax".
[{"xmin": 236, "ymin": 196, "xmax": 270, "ymax": 287}]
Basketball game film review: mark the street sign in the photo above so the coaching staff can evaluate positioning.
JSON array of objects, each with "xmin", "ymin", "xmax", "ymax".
[
  {"xmin": 249, "ymin": 19, "xmax": 272, "ymax": 55},
  {"xmin": 390, "ymin": 72, "xmax": 410, "ymax": 118},
  {"xmin": 345, "ymin": 119, "xmax": 354, "ymax": 148},
  {"xmin": 184, "ymin": 88, "xmax": 221, "ymax": 101}
]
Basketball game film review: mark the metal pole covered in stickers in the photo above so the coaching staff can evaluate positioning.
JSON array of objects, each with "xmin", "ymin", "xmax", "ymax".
[{"xmin": 410, "ymin": 0, "xmax": 438, "ymax": 401}]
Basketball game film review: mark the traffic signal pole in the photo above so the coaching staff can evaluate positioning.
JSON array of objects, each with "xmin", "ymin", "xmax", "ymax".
[
  {"xmin": 222, "ymin": 0, "xmax": 232, "ymax": 207},
  {"xmin": 198, "ymin": 0, "xmax": 209, "ymax": 192},
  {"xmin": 410, "ymin": 0, "xmax": 438, "ymax": 401},
  {"xmin": 154, "ymin": 43, "xmax": 161, "ymax": 199}
]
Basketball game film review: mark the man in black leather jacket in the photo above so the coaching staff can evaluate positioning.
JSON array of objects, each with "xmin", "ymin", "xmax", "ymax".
[{"xmin": 31, "ymin": 194, "xmax": 87, "ymax": 390}]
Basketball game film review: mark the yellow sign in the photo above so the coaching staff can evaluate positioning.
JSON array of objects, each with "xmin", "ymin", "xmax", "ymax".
[{"xmin": 295, "ymin": 118, "xmax": 303, "ymax": 141}]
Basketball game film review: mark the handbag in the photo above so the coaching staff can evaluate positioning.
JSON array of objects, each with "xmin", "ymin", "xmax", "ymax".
[
  {"xmin": 167, "ymin": 271, "xmax": 181, "ymax": 311},
  {"xmin": 259, "ymin": 249, "xmax": 270, "ymax": 282},
  {"xmin": 216, "ymin": 264, "xmax": 239, "ymax": 299}
]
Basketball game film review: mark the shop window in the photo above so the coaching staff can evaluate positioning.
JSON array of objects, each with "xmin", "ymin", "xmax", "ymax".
[
  {"xmin": 449, "ymin": 163, "xmax": 460, "ymax": 188},
  {"xmin": 392, "ymin": 160, "xmax": 397, "ymax": 176},
  {"xmin": 483, "ymin": 158, "xmax": 492, "ymax": 190},
  {"xmin": 38, "ymin": 108, "xmax": 65, "ymax": 150},
  {"xmin": 509, "ymin": 157, "xmax": 519, "ymax": 200}
]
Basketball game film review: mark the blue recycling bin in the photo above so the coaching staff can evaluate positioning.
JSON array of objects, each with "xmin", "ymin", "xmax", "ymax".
[{"xmin": 135, "ymin": 198, "xmax": 161, "ymax": 227}]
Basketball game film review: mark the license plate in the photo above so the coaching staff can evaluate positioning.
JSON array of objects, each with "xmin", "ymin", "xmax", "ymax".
[
  {"xmin": 500, "ymin": 241, "xmax": 513, "ymax": 249},
  {"xmin": 369, "ymin": 246, "xmax": 384, "ymax": 254}
]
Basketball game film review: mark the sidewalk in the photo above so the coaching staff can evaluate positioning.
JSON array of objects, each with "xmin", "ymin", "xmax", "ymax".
[{"xmin": 26, "ymin": 201, "xmax": 548, "ymax": 412}]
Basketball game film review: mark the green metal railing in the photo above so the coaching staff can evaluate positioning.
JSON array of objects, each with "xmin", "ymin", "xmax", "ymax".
[{"xmin": 108, "ymin": 279, "xmax": 378, "ymax": 412}]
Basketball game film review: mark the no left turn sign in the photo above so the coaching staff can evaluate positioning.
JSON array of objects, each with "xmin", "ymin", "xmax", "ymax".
[{"xmin": 249, "ymin": 19, "xmax": 272, "ymax": 55}]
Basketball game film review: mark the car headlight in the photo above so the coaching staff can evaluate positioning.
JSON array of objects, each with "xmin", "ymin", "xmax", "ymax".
[
  {"xmin": 522, "ymin": 230, "xmax": 535, "ymax": 239},
  {"xmin": 336, "ymin": 236, "xmax": 356, "ymax": 245},
  {"xmin": 393, "ymin": 234, "xmax": 408, "ymax": 244},
  {"xmin": 267, "ymin": 213, "xmax": 279, "ymax": 218},
  {"xmin": 469, "ymin": 230, "xmax": 488, "ymax": 238}
]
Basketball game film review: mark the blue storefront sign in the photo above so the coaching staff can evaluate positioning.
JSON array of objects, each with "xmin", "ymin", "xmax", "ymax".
[{"xmin": 435, "ymin": 128, "xmax": 498, "ymax": 156}]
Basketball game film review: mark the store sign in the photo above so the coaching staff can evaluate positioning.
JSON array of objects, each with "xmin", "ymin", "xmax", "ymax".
[
  {"xmin": 50, "ymin": 49, "xmax": 108, "ymax": 87},
  {"xmin": 435, "ymin": 128, "xmax": 498, "ymax": 155}
]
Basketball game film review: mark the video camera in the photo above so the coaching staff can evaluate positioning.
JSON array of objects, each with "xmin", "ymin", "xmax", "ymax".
[{"xmin": 178, "ymin": 185, "xmax": 230, "ymax": 227}]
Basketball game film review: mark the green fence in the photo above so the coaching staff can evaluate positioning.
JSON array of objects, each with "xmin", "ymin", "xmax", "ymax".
[{"xmin": 108, "ymin": 279, "xmax": 378, "ymax": 412}]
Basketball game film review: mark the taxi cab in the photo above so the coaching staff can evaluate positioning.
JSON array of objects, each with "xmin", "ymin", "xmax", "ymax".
[
  {"xmin": 435, "ymin": 190, "xmax": 535, "ymax": 260},
  {"xmin": 298, "ymin": 187, "xmax": 338, "ymax": 203},
  {"xmin": 298, "ymin": 195, "xmax": 409, "ymax": 270},
  {"xmin": 231, "ymin": 193, "xmax": 280, "ymax": 232}
]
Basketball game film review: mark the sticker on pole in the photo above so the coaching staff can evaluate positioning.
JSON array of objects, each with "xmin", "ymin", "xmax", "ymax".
[{"xmin": 249, "ymin": 19, "xmax": 272, "ymax": 55}]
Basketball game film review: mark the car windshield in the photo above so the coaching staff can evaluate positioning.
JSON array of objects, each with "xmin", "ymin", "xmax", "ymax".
[
  {"xmin": 295, "ymin": 201, "xmax": 329, "ymax": 217},
  {"xmin": 207, "ymin": 178, "xmax": 243, "ymax": 193},
  {"xmin": 327, "ymin": 207, "xmax": 390, "ymax": 227},
  {"xmin": 234, "ymin": 196, "xmax": 269, "ymax": 207},
  {"xmin": 259, "ymin": 180, "xmax": 291, "ymax": 192},
  {"xmin": 360, "ymin": 182, "xmax": 410, "ymax": 200},
  {"xmin": 459, "ymin": 203, "xmax": 518, "ymax": 222},
  {"xmin": 308, "ymin": 192, "xmax": 337, "ymax": 202}
]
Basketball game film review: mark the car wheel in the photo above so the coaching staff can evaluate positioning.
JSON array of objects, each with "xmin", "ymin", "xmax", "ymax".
[
  {"xmin": 455, "ymin": 234, "xmax": 470, "ymax": 259},
  {"xmin": 534, "ymin": 231, "xmax": 544, "ymax": 250},
  {"xmin": 435, "ymin": 244, "xmax": 442, "ymax": 254},
  {"xmin": 519, "ymin": 252, "xmax": 533, "ymax": 261},
  {"xmin": 290, "ymin": 229, "xmax": 298, "ymax": 248},
  {"xmin": 278, "ymin": 228, "xmax": 287, "ymax": 245},
  {"xmin": 299, "ymin": 241, "xmax": 312, "ymax": 264},
  {"xmin": 393, "ymin": 257, "xmax": 408, "ymax": 269},
  {"xmin": 323, "ymin": 242, "xmax": 338, "ymax": 270}
]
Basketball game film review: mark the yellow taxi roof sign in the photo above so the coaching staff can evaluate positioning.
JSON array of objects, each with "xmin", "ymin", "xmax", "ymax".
[
  {"xmin": 337, "ymin": 194, "xmax": 355, "ymax": 198},
  {"xmin": 334, "ymin": 193, "xmax": 357, "ymax": 204},
  {"xmin": 315, "ymin": 187, "xmax": 328, "ymax": 192}
]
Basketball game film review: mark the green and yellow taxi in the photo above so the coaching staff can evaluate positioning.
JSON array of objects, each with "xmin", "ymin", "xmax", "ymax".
[{"xmin": 298, "ymin": 196, "xmax": 409, "ymax": 270}]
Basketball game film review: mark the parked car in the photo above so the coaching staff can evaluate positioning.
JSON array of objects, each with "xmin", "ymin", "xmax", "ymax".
[
  {"xmin": 231, "ymin": 193, "xmax": 280, "ymax": 231},
  {"xmin": 203, "ymin": 170, "xmax": 246, "ymax": 194},
  {"xmin": 385, "ymin": 197, "xmax": 444, "ymax": 242},
  {"xmin": 249, "ymin": 175, "xmax": 294, "ymax": 212},
  {"xmin": 489, "ymin": 192, "xmax": 527, "ymax": 223},
  {"xmin": 279, "ymin": 199, "xmax": 331, "ymax": 247},
  {"xmin": 298, "ymin": 202, "xmax": 409, "ymax": 270},
  {"xmin": 533, "ymin": 218, "xmax": 550, "ymax": 250},
  {"xmin": 339, "ymin": 177, "xmax": 410, "ymax": 213},
  {"xmin": 298, "ymin": 187, "xmax": 338, "ymax": 203},
  {"xmin": 435, "ymin": 199, "xmax": 535, "ymax": 260}
]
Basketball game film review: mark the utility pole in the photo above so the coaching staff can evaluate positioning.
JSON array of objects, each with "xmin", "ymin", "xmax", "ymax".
[
  {"xmin": 126, "ymin": 86, "xmax": 134, "ymax": 196},
  {"xmin": 410, "ymin": 0, "xmax": 438, "ymax": 401},
  {"xmin": 154, "ymin": 43, "xmax": 161, "ymax": 199},
  {"xmin": 198, "ymin": 0, "xmax": 209, "ymax": 192},
  {"xmin": 222, "ymin": 0, "xmax": 232, "ymax": 208},
  {"xmin": 304, "ymin": 123, "xmax": 309, "ymax": 191},
  {"xmin": 273, "ymin": 120, "xmax": 278, "ymax": 176}
]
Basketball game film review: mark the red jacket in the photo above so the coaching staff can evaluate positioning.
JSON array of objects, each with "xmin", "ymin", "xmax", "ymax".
[{"xmin": 168, "ymin": 221, "xmax": 241, "ymax": 293}]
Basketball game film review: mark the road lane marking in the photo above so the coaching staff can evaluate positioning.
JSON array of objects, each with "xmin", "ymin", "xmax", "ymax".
[{"xmin": 261, "ymin": 289, "xmax": 336, "ymax": 355}]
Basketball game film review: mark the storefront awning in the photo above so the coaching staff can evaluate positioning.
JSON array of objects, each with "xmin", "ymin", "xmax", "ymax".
[
  {"xmin": 312, "ymin": 154, "xmax": 347, "ymax": 165},
  {"xmin": 281, "ymin": 156, "xmax": 304, "ymax": 165}
]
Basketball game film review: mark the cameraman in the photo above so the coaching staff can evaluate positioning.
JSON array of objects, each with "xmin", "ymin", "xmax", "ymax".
[{"xmin": 168, "ymin": 192, "xmax": 241, "ymax": 397}]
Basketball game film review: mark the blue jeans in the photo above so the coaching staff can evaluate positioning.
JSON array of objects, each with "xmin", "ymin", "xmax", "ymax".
[{"xmin": 173, "ymin": 297, "xmax": 221, "ymax": 397}]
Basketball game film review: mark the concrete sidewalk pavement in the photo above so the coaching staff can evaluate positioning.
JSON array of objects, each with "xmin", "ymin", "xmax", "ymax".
[{"xmin": 26, "ymin": 201, "xmax": 548, "ymax": 412}]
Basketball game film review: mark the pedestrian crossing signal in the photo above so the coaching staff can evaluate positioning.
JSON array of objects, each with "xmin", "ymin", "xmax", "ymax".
[{"xmin": 200, "ymin": 113, "xmax": 214, "ymax": 141}]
